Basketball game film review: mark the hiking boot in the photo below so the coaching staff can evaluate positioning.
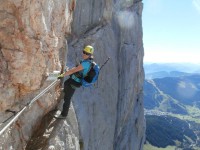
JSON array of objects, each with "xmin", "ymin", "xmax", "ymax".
[{"xmin": 54, "ymin": 114, "xmax": 66, "ymax": 119}]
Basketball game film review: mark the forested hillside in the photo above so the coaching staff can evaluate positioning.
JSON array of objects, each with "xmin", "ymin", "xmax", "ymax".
[{"xmin": 144, "ymin": 74, "xmax": 200, "ymax": 150}]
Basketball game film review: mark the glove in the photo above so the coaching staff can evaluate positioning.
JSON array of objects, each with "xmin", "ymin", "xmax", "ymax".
[{"xmin": 57, "ymin": 73, "xmax": 64, "ymax": 79}]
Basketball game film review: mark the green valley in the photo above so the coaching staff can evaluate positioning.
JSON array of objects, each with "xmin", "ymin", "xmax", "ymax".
[{"xmin": 144, "ymin": 72, "xmax": 200, "ymax": 149}]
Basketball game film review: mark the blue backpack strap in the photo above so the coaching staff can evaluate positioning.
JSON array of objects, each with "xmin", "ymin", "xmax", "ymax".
[{"xmin": 81, "ymin": 59, "xmax": 93, "ymax": 77}]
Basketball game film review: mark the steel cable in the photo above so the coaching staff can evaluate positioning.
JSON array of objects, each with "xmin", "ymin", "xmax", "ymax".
[{"xmin": 0, "ymin": 79, "xmax": 59, "ymax": 136}]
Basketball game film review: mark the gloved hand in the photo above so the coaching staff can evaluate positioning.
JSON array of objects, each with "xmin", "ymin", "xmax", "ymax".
[{"xmin": 57, "ymin": 73, "xmax": 65, "ymax": 79}]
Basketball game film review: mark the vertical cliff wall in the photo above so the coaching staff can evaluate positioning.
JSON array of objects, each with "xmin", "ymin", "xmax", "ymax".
[
  {"xmin": 69, "ymin": 0, "xmax": 145, "ymax": 149},
  {"xmin": 0, "ymin": 0, "xmax": 74, "ymax": 149},
  {"xmin": 0, "ymin": 0, "xmax": 145, "ymax": 149}
]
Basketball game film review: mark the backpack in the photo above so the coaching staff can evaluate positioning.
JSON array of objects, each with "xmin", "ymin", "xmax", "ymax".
[{"xmin": 81, "ymin": 60, "xmax": 100, "ymax": 87}]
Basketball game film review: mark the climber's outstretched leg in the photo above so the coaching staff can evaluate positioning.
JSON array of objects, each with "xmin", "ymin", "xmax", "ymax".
[{"xmin": 56, "ymin": 78, "xmax": 81, "ymax": 119}]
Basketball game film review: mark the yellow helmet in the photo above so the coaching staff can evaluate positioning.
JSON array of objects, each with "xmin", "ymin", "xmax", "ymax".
[{"xmin": 83, "ymin": 45, "xmax": 94, "ymax": 55}]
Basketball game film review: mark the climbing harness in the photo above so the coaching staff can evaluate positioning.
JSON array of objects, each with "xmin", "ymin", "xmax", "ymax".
[{"xmin": 0, "ymin": 79, "xmax": 60, "ymax": 136}]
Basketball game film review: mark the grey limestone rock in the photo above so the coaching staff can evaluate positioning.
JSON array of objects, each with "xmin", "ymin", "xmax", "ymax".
[{"xmin": 0, "ymin": 0, "xmax": 145, "ymax": 150}]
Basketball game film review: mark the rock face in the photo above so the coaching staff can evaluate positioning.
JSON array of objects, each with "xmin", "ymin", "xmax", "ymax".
[
  {"xmin": 0, "ymin": 0, "xmax": 145, "ymax": 150},
  {"xmin": 0, "ymin": 0, "xmax": 74, "ymax": 149},
  {"xmin": 0, "ymin": 0, "xmax": 74, "ymax": 111},
  {"xmin": 69, "ymin": 0, "xmax": 145, "ymax": 149}
]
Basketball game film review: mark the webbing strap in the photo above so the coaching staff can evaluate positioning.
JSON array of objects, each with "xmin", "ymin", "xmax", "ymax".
[{"xmin": 82, "ymin": 59, "xmax": 93, "ymax": 78}]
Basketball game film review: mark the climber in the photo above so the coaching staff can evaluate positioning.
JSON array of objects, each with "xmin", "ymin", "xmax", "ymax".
[{"xmin": 56, "ymin": 45, "xmax": 95, "ymax": 119}]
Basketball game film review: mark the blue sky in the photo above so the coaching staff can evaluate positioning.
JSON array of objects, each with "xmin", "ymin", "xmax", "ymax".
[{"xmin": 142, "ymin": 0, "xmax": 200, "ymax": 63}]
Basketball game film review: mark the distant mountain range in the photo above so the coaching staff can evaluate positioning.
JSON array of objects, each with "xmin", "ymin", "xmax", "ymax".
[
  {"xmin": 144, "ymin": 75, "xmax": 200, "ymax": 112},
  {"xmin": 144, "ymin": 63, "xmax": 200, "ymax": 74},
  {"xmin": 144, "ymin": 63, "xmax": 200, "ymax": 79},
  {"xmin": 144, "ymin": 63, "xmax": 200, "ymax": 150},
  {"xmin": 144, "ymin": 79, "xmax": 188, "ymax": 114},
  {"xmin": 145, "ymin": 71, "xmax": 196, "ymax": 79}
]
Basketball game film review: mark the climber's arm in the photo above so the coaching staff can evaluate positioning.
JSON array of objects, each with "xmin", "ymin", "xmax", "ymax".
[{"xmin": 64, "ymin": 64, "xmax": 83, "ymax": 76}]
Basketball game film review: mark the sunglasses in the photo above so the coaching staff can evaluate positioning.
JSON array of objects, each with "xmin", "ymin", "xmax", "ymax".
[{"xmin": 82, "ymin": 51, "xmax": 90, "ymax": 56}]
